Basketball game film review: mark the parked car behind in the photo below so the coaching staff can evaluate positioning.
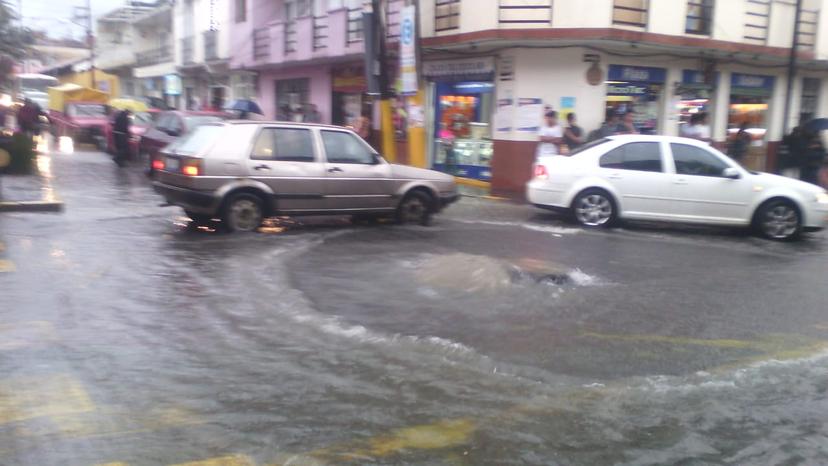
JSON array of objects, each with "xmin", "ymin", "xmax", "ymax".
[
  {"xmin": 153, "ymin": 122, "xmax": 459, "ymax": 231},
  {"xmin": 142, "ymin": 110, "xmax": 226, "ymax": 174},
  {"xmin": 527, "ymin": 135, "xmax": 828, "ymax": 241}
]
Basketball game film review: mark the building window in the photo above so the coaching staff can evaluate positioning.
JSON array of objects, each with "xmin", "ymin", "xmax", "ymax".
[
  {"xmin": 744, "ymin": 0, "xmax": 770, "ymax": 45},
  {"xmin": 800, "ymin": 78, "xmax": 820, "ymax": 124},
  {"xmin": 235, "ymin": 0, "xmax": 246, "ymax": 22},
  {"xmin": 685, "ymin": 0, "xmax": 713, "ymax": 35},
  {"xmin": 435, "ymin": 0, "xmax": 460, "ymax": 32},
  {"xmin": 797, "ymin": 8, "xmax": 819, "ymax": 49},
  {"xmin": 613, "ymin": 0, "xmax": 648, "ymax": 28},
  {"xmin": 498, "ymin": 0, "xmax": 551, "ymax": 27}
]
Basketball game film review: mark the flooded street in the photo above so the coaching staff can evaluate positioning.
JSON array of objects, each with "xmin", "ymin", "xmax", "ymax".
[{"xmin": 1, "ymin": 150, "xmax": 828, "ymax": 465}]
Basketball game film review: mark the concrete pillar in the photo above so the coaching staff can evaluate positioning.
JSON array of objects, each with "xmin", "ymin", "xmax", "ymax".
[{"xmin": 712, "ymin": 70, "xmax": 732, "ymax": 144}]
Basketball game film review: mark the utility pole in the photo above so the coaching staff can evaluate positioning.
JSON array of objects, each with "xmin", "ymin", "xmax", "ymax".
[
  {"xmin": 783, "ymin": 0, "xmax": 803, "ymax": 135},
  {"xmin": 73, "ymin": 1, "xmax": 96, "ymax": 90}
]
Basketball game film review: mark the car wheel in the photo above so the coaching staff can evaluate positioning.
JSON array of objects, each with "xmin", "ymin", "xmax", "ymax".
[
  {"xmin": 223, "ymin": 193, "xmax": 264, "ymax": 233},
  {"xmin": 755, "ymin": 199, "xmax": 801, "ymax": 241},
  {"xmin": 396, "ymin": 191, "xmax": 433, "ymax": 226},
  {"xmin": 572, "ymin": 189, "xmax": 617, "ymax": 228}
]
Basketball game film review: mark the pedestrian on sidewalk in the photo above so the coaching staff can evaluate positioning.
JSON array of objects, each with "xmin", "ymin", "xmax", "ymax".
[
  {"xmin": 536, "ymin": 110, "xmax": 563, "ymax": 158},
  {"xmin": 801, "ymin": 130, "xmax": 825, "ymax": 185},
  {"xmin": 728, "ymin": 122, "xmax": 752, "ymax": 164},
  {"xmin": 303, "ymin": 103, "xmax": 322, "ymax": 123},
  {"xmin": 617, "ymin": 111, "xmax": 638, "ymax": 135},
  {"xmin": 589, "ymin": 109, "xmax": 621, "ymax": 141},
  {"xmin": 17, "ymin": 99, "xmax": 40, "ymax": 140},
  {"xmin": 113, "ymin": 109, "xmax": 132, "ymax": 167},
  {"xmin": 563, "ymin": 112, "xmax": 584, "ymax": 152}
]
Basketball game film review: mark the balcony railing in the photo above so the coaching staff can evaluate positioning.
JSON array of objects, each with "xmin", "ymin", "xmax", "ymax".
[
  {"xmin": 181, "ymin": 36, "xmax": 194, "ymax": 65},
  {"xmin": 204, "ymin": 30, "xmax": 218, "ymax": 60},
  {"xmin": 285, "ymin": 20, "xmax": 297, "ymax": 53},
  {"xmin": 253, "ymin": 27, "xmax": 270, "ymax": 60},
  {"xmin": 135, "ymin": 44, "xmax": 173, "ymax": 67},
  {"xmin": 347, "ymin": 8, "xmax": 363, "ymax": 44},
  {"xmin": 744, "ymin": 0, "xmax": 770, "ymax": 45},
  {"xmin": 797, "ymin": 8, "xmax": 819, "ymax": 49},
  {"xmin": 498, "ymin": 0, "xmax": 551, "ymax": 26},
  {"xmin": 613, "ymin": 0, "xmax": 648, "ymax": 28},
  {"xmin": 313, "ymin": 16, "xmax": 328, "ymax": 50},
  {"xmin": 435, "ymin": 0, "xmax": 460, "ymax": 32},
  {"xmin": 386, "ymin": 0, "xmax": 402, "ymax": 40}
]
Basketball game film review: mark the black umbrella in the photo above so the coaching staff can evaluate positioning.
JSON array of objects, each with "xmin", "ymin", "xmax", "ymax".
[
  {"xmin": 803, "ymin": 118, "xmax": 828, "ymax": 132},
  {"xmin": 225, "ymin": 99, "xmax": 263, "ymax": 115}
]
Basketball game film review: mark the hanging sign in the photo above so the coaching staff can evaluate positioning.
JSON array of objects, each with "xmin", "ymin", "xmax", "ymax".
[{"xmin": 399, "ymin": 5, "xmax": 418, "ymax": 95}]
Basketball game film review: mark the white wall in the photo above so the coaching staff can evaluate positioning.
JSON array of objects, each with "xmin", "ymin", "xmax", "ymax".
[
  {"xmin": 552, "ymin": 0, "xmax": 613, "ymax": 28},
  {"xmin": 648, "ymin": 0, "xmax": 685, "ymax": 35}
]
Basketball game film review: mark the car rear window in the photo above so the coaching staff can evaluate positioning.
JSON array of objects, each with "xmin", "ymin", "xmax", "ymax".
[
  {"xmin": 569, "ymin": 138, "xmax": 611, "ymax": 156},
  {"xmin": 185, "ymin": 116, "xmax": 223, "ymax": 130},
  {"xmin": 166, "ymin": 125, "xmax": 224, "ymax": 155}
]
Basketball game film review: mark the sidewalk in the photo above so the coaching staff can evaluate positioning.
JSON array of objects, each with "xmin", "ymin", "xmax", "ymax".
[{"xmin": 0, "ymin": 154, "xmax": 64, "ymax": 212}]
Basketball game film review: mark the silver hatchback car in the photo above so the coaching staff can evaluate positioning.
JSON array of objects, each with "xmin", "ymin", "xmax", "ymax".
[{"xmin": 152, "ymin": 121, "xmax": 459, "ymax": 231}]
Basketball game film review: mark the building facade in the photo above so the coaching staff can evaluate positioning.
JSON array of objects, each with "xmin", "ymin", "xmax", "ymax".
[{"xmin": 416, "ymin": 0, "xmax": 828, "ymax": 194}]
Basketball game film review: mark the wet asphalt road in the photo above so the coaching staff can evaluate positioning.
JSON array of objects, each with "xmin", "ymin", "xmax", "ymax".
[{"xmin": 1, "ymin": 150, "xmax": 828, "ymax": 466}]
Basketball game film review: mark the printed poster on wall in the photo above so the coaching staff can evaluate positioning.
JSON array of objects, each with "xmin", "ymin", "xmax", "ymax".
[
  {"xmin": 560, "ymin": 97, "xmax": 576, "ymax": 120},
  {"xmin": 495, "ymin": 98, "xmax": 514, "ymax": 133},
  {"xmin": 516, "ymin": 98, "xmax": 544, "ymax": 132}
]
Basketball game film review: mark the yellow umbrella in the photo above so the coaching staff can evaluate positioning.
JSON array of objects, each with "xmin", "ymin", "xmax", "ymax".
[{"xmin": 108, "ymin": 98, "xmax": 149, "ymax": 112}]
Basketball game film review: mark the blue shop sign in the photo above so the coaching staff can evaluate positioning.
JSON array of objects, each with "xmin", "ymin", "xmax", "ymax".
[
  {"xmin": 731, "ymin": 73, "xmax": 774, "ymax": 97},
  {"xmin": 608, "ymin": 65, "xmax": 667, "ymax": 84},
  {"xmin": 682, "ymin": 69, "xmax": 718, "ymax": 86}
]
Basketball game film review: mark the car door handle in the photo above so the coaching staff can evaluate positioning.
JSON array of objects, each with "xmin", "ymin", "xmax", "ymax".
[
  {"xmin": 253, "ymin": 164, "xmax": 270, "ymax": 171},
  {"xmin": 327, "ymin": 167, "xmax": 343, "ymax": 173},
  {"xmin": 608, "ymin": 173, "xmax": 622, "ymax": 179},
  {"xmin": 674, "ymin": 178, "xmax": 689, "ymax": 185}
]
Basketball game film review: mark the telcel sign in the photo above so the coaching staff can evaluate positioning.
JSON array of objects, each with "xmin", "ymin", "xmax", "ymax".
[{"xmin": 399, "ymin": 5, "xmax": 418, "ymax": 96}]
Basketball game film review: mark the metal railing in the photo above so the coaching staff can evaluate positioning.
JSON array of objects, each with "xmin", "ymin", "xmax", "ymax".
[
  {"xmin": 612, "ymin": 0, "xmax": 648, "ymax": 28},
  {"xmin": 435, "ymin": 0, "xmax": 460, "ymax": 32},
  {"xmin": 204, "ymin": 30, "xmax": 218, "ymax": 60},
  {"xmin": 313, "ymin": 16, "xmax": 328, "ymax": 50},
  {"xmin": 386, "ymin": 0, "xmax": 402, "ymax": 40},
  {"xmin": 744, "ymin": 0, "xmax": 770, "ymax": 45},
  {"xmin": 347, "ymin": 8, "xmax": 363, "ymax": 43},
  {"xmin": 498, "ymin": 0, "xmax": 551, "ymax": 26},
  {"xmin": 797, "ymin": 8, "xmax": 819, "ymax": 49},
  {"xmin": 135, "ymin": 44, "xmax": 173, "ymax": 66},
  {"xmin": 253, "ymin": 27, "xmax": 270, "ymax": 60},
  {"xmin": 285, "ymin": 20, "xmax": 297, "ymax": 53},
  {"xmin": 181, "ymin": 36, "xmax": 194, "ymax": 64}
]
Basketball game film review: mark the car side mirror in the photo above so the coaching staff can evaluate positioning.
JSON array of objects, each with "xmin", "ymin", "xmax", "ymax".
[{"xmin": 723, "ymin": 167, "xmax": 741, "ymax": 179}]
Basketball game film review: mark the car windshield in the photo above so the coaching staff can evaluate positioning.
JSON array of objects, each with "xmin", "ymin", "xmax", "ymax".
[
  {"xmin": 132, "ymin": 112, "xmax": 154, "ymax": 126},
  {"xmin": 166, "ymin": 124, "xmax": 224, "ymax": 155},
  {"xmin": 184, "ymin": 115, "xmax": 223, "ymax": 130},
  {"xmin": 69, "ymin": 104, "xmax": 107, "ymax": 117},
  {"xmin": 569, "ymin": 137, "xmax": 611, "ymax": 156}
]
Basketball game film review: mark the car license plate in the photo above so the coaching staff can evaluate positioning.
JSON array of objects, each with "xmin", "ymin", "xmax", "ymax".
[{"xmin": 165, "ymin": 157, "xmax": 180, "ymax": 171}]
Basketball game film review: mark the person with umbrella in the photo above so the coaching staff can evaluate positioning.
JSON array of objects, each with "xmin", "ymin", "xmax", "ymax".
[{"xmin": 225, "ymin": 99, "xmax": 263, "ymax": 120}]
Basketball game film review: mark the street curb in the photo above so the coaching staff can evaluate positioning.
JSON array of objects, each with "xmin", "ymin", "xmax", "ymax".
[
  {"xmin": 460, "ymin": 193, "xmax": 512, "ymax": 202},
  {"xmin": 0, "ymin": 200, "xmax": 64, "ymax": 212}
]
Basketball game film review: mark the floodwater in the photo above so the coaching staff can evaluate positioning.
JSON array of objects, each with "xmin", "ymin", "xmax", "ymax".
[{"xmin": 1, "ymin": 150, "xmax": 827, "ymax": 465}]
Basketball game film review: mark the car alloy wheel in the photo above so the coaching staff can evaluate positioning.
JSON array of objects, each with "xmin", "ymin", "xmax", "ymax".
[
  {"xmin": 760, "ymin": 201, "xmax": 800, "ymax": 240},
  {"xmin": 574, "ymin": 191, "xmax": 614, "ymax": 227},
  {"xmin": 225, "ymin": 194, "xmax": 263, "ymax": 232},
  {"xmin": 397, "ymin": 191, "xmax": 433, "ymax": 226}
]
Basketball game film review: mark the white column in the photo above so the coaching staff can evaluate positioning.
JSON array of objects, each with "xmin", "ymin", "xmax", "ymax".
[
  {"xmin": 712, "ymin": 70, "xmax": 732, "ymax": 144},
  {"xmin": 661, "ymin": 67, "xmax": 682, "ymax": 137},
  {"xmin": 817, "ymin": 78, "xmax": 828, "ymax": 118},
  {"xmin": 768, "ymin": 73, "xmax": 787, "ymax": 142}
]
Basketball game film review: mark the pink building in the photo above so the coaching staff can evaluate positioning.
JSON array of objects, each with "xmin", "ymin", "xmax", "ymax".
[{"xmin": 229, "ymin": 0, "xmax": 402, "ymax": 125}]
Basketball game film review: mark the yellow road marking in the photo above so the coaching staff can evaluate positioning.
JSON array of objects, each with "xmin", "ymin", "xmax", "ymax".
[
  {"xmin": 36, "ymin": 406, "xmax": 204, "ymax": 440},
  {"xmin": 454, "ymin": 177, "xmax": 490, "ymax": 189},
  {"xmin": 171, "ymin": 454, "xmax": 255, "ymax": 466},
  {"xmin": 0, "ymin": 321, "xmax": 58, "ymax": 351},
  {"xmin": 0, "ymin": 374, "xmax": 95, "ymax": 425},
  {"xmin": 0, "ymin": 259, "xmax": 15, "ymax": 272}
]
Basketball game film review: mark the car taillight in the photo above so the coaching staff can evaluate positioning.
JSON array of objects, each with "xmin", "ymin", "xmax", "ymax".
[
  {"xmin": 534, "ymin": 164, "xmax": 549, "ymax": 180},
  {"xmin": 182, "ymin": 159, "xmax": 202, "ymax": 176},
  {"xmin": 151, "ymin": 159, "xmax": 165, "ymax": 171}
]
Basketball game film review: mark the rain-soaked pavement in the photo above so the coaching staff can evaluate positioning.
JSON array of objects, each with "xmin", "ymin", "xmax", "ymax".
[{"xmin": 1, "ymin": 150, "xmax": 828, "ymax": 465}]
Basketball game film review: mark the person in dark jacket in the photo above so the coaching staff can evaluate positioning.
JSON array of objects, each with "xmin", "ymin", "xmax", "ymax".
[
  {"xmin": 18, "ymin": 99, "xmax": 41, "ymax": 137},
  {"xmin": 801, "ymin": 130, "xmax": 826, "ymax": 185},
  {"xmin": 113, "ymin": 109, "xmax": 132, "ymax": 167}
]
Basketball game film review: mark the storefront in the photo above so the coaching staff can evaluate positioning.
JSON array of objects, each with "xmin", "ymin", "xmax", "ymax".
[
  {"xmin": 728, "ymin": 73, "xmax": 774, "ymax": 169},
  {"xmin": 425, "ymin": 57, "xmax": 495, "ymax": 181},
  {"xmin": 331, "ymin": 65, "xmax": 367, "ymax": 128},
  {"xmin": 676, "ymin": 69, "xmax": 717, "ymax": 133},
  {"xmin": 605, "ymin": 65, "xmax": 666, "ymax": 135}
]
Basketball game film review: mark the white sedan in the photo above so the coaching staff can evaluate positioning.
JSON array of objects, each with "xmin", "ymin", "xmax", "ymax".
[{"xmin": 527, "ymin": 135, "xmax": 828, "ymax": 240}]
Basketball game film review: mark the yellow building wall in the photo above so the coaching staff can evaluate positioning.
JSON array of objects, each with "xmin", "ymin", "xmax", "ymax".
[{"xmin": 58, "ymin": 70, "xmax": 120, "ymax": 97}]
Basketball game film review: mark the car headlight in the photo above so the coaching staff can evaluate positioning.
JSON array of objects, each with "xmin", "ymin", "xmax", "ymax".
[{"xmin": 816, "ymin": 192, "xmax": 828, "ymax": 204}]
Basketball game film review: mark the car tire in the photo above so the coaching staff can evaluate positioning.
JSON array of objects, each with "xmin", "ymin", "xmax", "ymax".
[
  {"xmin": 222, "ymin": 193, "xmax": 264, "ymax": 233},
  {"xmin": 185, "ymin": 211, "xmax": 215, "ymax": 225},
  {"xmin": 571, "ymin": 189, "xmax": 617, "ymax": 228},
  {"xmin": 754, "ymin": 199, "xmax": 802, "ymax": 241},
  {"xmin": 396, "ymin": 191, "xmax": 433, "ymax": 226}
]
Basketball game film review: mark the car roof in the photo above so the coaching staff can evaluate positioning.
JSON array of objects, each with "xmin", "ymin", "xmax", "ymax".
[
  {"xmin": 222, "ymin": 120, "xmax": 354, "ymax": 131},
  {"xmin": 606, "ymin": 134, "xmax": 711, "ymax": 146}
]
